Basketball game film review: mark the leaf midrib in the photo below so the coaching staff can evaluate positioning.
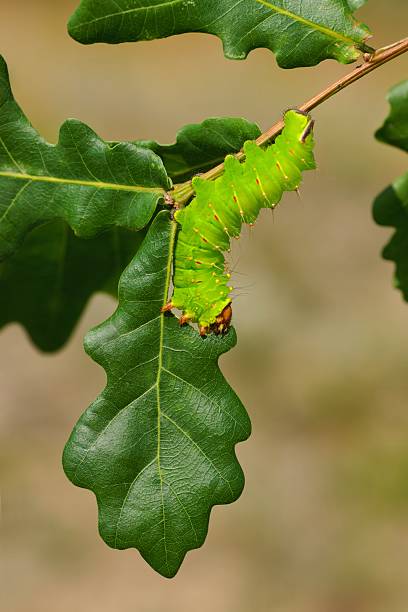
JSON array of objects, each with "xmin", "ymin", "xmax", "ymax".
[
  {"xmin": 255, "ymin": 0, "xmax": 362, "ymax": 46},
  {"xmin": 155, "ymin": 218, "xmax": 177, "ymax": 573},
  {"xmin": 0, "ymin": 170, "xmax": 165, "ymax": 194}
]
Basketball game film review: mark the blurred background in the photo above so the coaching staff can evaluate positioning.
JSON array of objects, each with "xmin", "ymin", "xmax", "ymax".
[{"xmin": 1, "ymin": 2, "xmax": 408, "ymax": 611}]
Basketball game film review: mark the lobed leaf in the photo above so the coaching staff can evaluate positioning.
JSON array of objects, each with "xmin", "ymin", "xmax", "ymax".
[
  {"xmin": 68, "ymin": 0, "xmax": 372, "ymax": 68},
  {"xmin": 374, "ymin": 174, "xmax": 408, "ymax": 301},
  {"xmin": 0, "ymin": 54, "xmax": 168, "ymax": 351},
  {"xmin": 63, "ymin": 211, "xmax": 251, "ymax": 577},
  {"xmin": 374, "ymin": 80, "xmax": 408, "ymax": 300},
  {"xmin": 0, "ymin": 221, "xmax": 144, "ymax": 351},
  {"xmin": 0, "ymin": 56, "xmax": 263, "ymax": 351},
  {"xmin": 0, "ymin": 55, "xmax": 170, "ymax": 262},
  {"xmin": 135, "ymin": 117, "xmax": 261, "ymax": 183},
  {"xmin": 376, "ymin": 80, "xmax": 408, "ymax": 154}
]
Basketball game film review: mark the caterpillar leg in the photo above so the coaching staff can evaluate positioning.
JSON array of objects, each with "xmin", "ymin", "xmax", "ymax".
[{"xmin": 161, "ymin": 302, "xmax": 173, "ymax": 313}]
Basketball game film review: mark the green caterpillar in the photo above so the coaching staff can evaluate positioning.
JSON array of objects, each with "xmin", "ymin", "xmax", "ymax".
[{"xmin": 164, "ymin": 110, "xmax": 316, "ymax": 335}]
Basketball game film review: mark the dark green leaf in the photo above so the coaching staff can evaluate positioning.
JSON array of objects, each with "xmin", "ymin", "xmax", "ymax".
[
  {"xmin": 63, "ymin": 211, "xmax": 251, "ymax": 577},
  {"xmin": 68, "ymin": 0, "xmax": 372, "ymax": 67},
  {"xmin": 374, "ymin": 80, "xmax": 408, "ymax": 300},
  {"xmin": 0, "ymin": 221, "xmax": 144, "ymax": 351},
  {"xmin": 0, "ymin": 55, "xmax": 170, "ymax": 262},
  {"xmin": 374, "ymin": 174, "xmax": 408, "ymax": 300},
  {"xmin": 376, "ymin": 80, "xmax": 408, "ymax": 153},
  {"xmin": 135, "ymin": 117, "xmax": 261, "ymax": 183}
]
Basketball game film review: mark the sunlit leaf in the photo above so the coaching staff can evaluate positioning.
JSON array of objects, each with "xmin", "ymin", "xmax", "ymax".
[
  {"xmin": 0, "ymin": 55, "xmax": 169, "ymax": 261},
  {"xmin": 68, "ymin": 0, "xmax": 372, "ymax": 67}
]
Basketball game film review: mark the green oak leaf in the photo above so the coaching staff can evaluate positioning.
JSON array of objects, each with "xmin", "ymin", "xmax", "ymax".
[
  {"xmin": 0, "ymin": 55, "xmax": 170, "ymax": 262},
  {"xmin": 374, "ymin": 80, "xmax": 408, "ymax": 300},
  {"xmin": 376, "ymin": 81, "xmax": 408, "ymax": 153},
  {"xmin": 134, "ymin": 117, "xmax": 261, "ymax": 183},
  {"xmin": 374, "ymin": 174, "xmax": 408, "ymax": 301},
  {"xmin": 68, "ymin": 0, "xmax": 372, "ymax": 68},
  {"xmin": 63, "ymin": 211, "xmax": 251, "ymax": 578},
  {"xmin": 0, "ymin": 221, "xmax": 144, "ymax": 351}
]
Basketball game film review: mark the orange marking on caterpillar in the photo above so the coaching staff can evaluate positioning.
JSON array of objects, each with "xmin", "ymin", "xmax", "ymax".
[
  {"xmin": 161, "ymin": 302, "xmax": 173, "ymax": 313},
  {"xmin": 179, "ymin": 314, "xmax": 191, "ymax": 326}
]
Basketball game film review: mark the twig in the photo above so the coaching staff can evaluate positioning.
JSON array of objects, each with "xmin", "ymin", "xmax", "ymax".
[{"xmin": 172, "ymin": 36, "xmax": 408, "ymax": 205}]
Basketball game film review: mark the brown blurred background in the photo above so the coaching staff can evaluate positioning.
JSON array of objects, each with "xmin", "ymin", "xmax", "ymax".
[{"xmin": 1, "ymin": 2, "xmax": 408, "ymax": 611}]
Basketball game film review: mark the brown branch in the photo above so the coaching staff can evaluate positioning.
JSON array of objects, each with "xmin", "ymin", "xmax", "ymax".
[{"xmin": 172, "ymin": 36, "xmax": 408, "ymax": 205}]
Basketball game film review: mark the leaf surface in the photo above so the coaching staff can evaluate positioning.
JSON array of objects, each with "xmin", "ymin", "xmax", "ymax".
[
  {"xmin": 0, "ymin": 103, "xmax": 261, "ymax": 351},
  {"xmin": 68, "ymin": 0, "xmax": 372, "ymax": 67},
  {"xmin": 0, "ymin": 221, "xmax": 144, "ymax": 351},
  {"xmin": 135, "ymin": 117, "xmax": 261, "ymax": 183},
  {"xmin": 0, "ymin": 58, "xmax": 262, "ymax": 351},
  {"xmin": 374, "ymin": 174, "xmax": 408, "ymax": 300},
  {"xmin": 0, "ymin": 55, "xmax": 170, "ymax": 261},
  {"xmin": 374, "ymin": 80, "xmax": 408, "ymax": 300},
  {"xmin": 376, "ymin": 80, "xmax": 408, "ymax": 153},
  {"xmin": 63, "ymin": 211, "xmax": 251, "ymax": 577}
]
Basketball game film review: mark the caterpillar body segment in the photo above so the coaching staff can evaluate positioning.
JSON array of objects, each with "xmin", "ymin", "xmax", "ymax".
[{"xmin": 170, "ymin": 110, "xmax": 316, "ymax": 334}]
